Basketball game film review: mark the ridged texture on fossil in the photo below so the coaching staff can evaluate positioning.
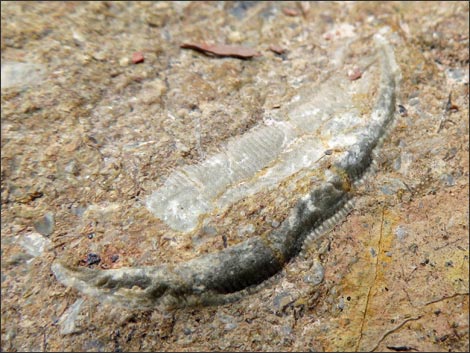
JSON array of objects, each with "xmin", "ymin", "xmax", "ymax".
[{"xmin": 52, "ymin": 33, "xmax": 401, "ymax": 309}]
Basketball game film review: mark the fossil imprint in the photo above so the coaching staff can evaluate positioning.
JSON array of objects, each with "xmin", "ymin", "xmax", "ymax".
[{"xmin": 52, "ymin": 33, "xmax": 401, "ymax": 309}]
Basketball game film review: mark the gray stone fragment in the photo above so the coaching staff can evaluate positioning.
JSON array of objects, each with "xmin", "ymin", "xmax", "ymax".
[
  {"xmin": 370, "ymin": 247, "xmax": 377, "ymax": 257},
  {"xmin": 34, "ymin": 212, "xmax": 55, "ymax": 236},
  {"xmin": 237, "ymin": 223, "xmax": 255, "ymax": 237},
  {"xmin": 441, "ymin": 173, "xmax": 455, "ymax": 187},
  {"xmin": 303, "ymin": 261, "xmax": 325, "ymax": 286},
  {"xmin": 70, "ymin": 205, "xmax": 87, "ymax": 217},
  {"xmin": 17, "ymin": 232, "xmax": 51, "ymax": 258},
  {"xmin": 337, "ymin": 297, "xmax": 345, "ymax": 311},
  {"xmin": 6, "ymin": 253, "xmax": 33, "ymax": 266},
  {"xmin": 217, "ymin": 313, "xmax": 238, "ymax": 331},
  {"xmin": 393, "ymin": 155, "xmax": 401, "ymax": 171},
  {"xmin": 59, "ymin": 298, "xmax": 85, "ymax": 335},
  {"xmin": 281, "ymin": 325, "xmax": 293, "ymax": 336},
  {"xmin": 1, "ymin": 62, "xmax": 45, "ymax": 89},
  {"xmin": 395, "ymin": 225, "xmax": 407, "ymax": 241},
  {"xmin": 445, "ymin": 68, "xmax": 469, "ymax": 84},
  {"xmin": 273, "ymin": 292, "xmax": 293, "ymax": 311}
]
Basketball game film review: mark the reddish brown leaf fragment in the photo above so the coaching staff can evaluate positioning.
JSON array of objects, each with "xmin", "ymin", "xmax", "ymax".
[
  {"xmin": 445, "ymin": 93, "xmax": 459, "ymax": 113},
  {"xmin": 132, "ymin": 51, "xmax": 144, "ymax": 64},
  {"xmin": 282, "ymin": 7, "xmax": 301, "ymax": 17},
  {"xmin": 181, "ymin": 43, "xmax": 261, "ymax": 59},
  {"xmin": 269, "ymin": 44, "xmax": 285, "ymax": 55}
]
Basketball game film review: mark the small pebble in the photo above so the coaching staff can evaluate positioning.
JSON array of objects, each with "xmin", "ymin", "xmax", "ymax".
[
  {"xmin": 132, "ymin": 52, "xmax": 144, "ymax": 64},
  {"xmin": 18, "ymin": 232, "xmax": 51, "ymax": 258},
  {"xmin": 273, "ymin": 292, "xmax": 292, "ymax": 311},
  {"xmin": 395, "ymin": 226, "xmax": 407, "ymax": 241},
  {"xmin": 445, "ymin": 68, "xmax": 469, "ymax": 84},
  {"xmin": 303, "ymin": 261, "xmax": 325, "ymax": 285},
  {"xmin": 441, "ymin": 173, "xmax": 455, "ymax": 187},
  {"xmin": 337, "ymin": 297, "xmax": 345, "ymax": 311},
  {"xmin": 119, "ymin": 57, "xmax": 130, "ymax": 67},
  {"xmin": 348, "ymin": 67, "xmax": 362, "ymax": 81}
]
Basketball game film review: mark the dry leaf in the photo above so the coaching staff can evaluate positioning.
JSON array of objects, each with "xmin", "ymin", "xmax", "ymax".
[
  {"xmin": 269, "ymin": 44, "xmax": 286, "ymax": 55},
  {"xmin": 132, "ymin": 52, "xmax": 144, "ymax": 64},
  {"xmin": 181, "ymin": 43, "xmax": 261, "ymax": 59},
  {"xmin": 282, "ymin": 7, "xmax": 301, "ymax": 17}
]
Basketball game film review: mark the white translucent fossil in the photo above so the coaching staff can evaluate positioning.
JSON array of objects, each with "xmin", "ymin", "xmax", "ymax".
[{"xmin": 146, "ymin": 42, "xmax": 388, "ymax": 233}]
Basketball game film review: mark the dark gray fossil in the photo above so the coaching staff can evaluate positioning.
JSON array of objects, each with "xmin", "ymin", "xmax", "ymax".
[{"xmin": 52, "ymin": 33, "xmax": 401, "ymax": 309}]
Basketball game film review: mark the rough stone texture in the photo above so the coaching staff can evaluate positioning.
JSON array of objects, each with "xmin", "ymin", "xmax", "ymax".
[{"xmin": 1, "ymin": 1, "xmax": 468, "ymax": 352}]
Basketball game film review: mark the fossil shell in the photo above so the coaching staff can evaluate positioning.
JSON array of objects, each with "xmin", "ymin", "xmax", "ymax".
[{"xmin": 52, "ymin": 32, "xmax": 401, "ymax": 309}]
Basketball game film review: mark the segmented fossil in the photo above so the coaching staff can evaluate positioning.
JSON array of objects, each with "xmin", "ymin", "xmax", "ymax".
[{"xmin": 52, "ymin": 33, "xmax": 401, "ymax": 309}]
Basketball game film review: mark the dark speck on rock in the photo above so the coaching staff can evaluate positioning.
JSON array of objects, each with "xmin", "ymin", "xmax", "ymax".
[
  {"xmin": 86, "ymin": 253, "xmax": 101, "ymax": 266},
  {"xmin": 398, "ymin": 104, "xmax": 408, "ymax": 117}
]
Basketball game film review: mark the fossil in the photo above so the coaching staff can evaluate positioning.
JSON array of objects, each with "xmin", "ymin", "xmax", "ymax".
[{"xmin": 52, "ymin": 33, "xmax": 401, "ymax": 309}]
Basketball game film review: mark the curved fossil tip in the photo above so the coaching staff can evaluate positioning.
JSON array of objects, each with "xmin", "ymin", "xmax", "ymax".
[
  {"xmin": 52, "ymin": 261, "xmax": 92, "ymax": 281},
  {"xmin": 51, "ymin": 261, "xmax": 172, "ymax": 309},
  {"xmin": 52, "ymin": 261, "xmax": 105, "ymax": 295}
]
